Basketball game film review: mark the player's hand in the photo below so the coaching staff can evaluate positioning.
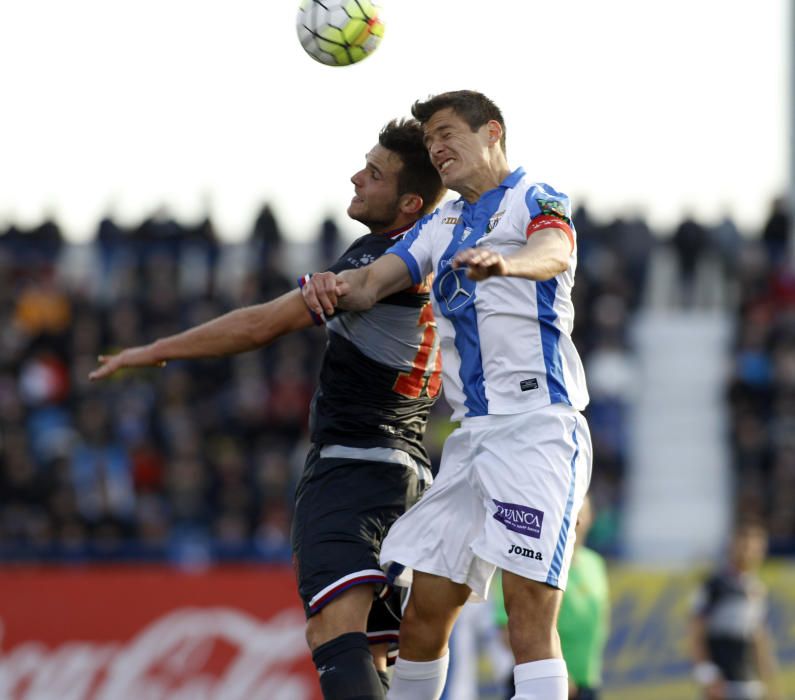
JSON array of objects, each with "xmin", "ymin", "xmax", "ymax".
[
  {"xmin": 303, "ymin": 272, "xmax": 347, "ymax": 317},
  {"xmin": 452, "ymin": 246, "xmax": 509, "ymax": 280},
  {"xmin": 88, "ymin": 346, "xmax": 165, "ymax": 381}
]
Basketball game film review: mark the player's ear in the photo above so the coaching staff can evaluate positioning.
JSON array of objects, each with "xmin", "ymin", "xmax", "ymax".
[
  {"xmin": 400, "ymin": 193, "xmax": 423, "ymax": 216},
  {"xmin": 487, "ymin": 120, "xmax": 503, "ymax": 147}
]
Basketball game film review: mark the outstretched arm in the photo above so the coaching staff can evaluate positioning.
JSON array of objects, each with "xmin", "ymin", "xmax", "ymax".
[
  {"xmin": 89, "ymin": 288, "xmax": 313, "ymax": 380},
  {"xmin": 302, "ymin": 253, "xmax": 412, "ymax": 318}
]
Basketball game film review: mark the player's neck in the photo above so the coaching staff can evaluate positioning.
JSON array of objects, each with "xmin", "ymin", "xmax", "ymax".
[
  {"xmin": 458, "ymin": 162, "xmax": 512, "ymax": 203},
  {"xmin": 369, "ymin": 218, "xmax": 417, "ymax": 237}
]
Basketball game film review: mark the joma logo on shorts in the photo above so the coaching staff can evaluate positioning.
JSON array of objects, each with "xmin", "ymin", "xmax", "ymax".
[{"xmin": 508, "ymin": 544, "xmax": 543, "ymax": 560}]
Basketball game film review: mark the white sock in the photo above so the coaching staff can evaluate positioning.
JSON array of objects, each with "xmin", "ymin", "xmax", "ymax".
[
  {"xmin": 386, "ymin": 652, "xmax": 450, "ymax": 700},
  {"xmin": 512, "ymin": 658, "xmax": 568, "ymax": 700}
]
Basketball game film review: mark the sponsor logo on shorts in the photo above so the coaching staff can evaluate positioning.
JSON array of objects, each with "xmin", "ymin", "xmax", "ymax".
[
  {"xmin": 508, "ymin": 543, "xmax": 543, "ymax": 560},
  {"xmin": 493, "ymin": 500, "xmax": 544, "ymax": 539}
]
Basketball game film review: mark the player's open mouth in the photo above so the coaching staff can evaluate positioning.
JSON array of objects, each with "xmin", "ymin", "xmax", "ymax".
[{"xmin": 439, "ymin": 159, "xmax": 454, "ymax": 173}]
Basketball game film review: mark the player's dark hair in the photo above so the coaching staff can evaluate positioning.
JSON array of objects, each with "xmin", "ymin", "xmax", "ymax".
[
  {"xmin": 378, "ymin": 118, "xmax": 445, "ymax": 215},
  {"xmin": 411, "ymin": 90, "xmax": 507, "ymax": 153}
]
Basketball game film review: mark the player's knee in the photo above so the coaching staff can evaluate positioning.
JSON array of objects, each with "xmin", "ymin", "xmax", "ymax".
[
  {"xmin": 305, "ymin": 614, "xmax": 325, "ymax": 651},
  {"xmin": 305, "ymin": 586, "xmax": 374, "ymax": 651}
]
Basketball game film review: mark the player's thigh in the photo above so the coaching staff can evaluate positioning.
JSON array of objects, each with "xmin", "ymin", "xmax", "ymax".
[
  {"xmin": 292, "ymin": 454, "xmax": 421, "ymax": 615},
  {"xmin": 472, "ymin": 406, "xmax": 591, "ymax": 589},
  {"xmin": 404, "ymin": 571, "xmax": 471, "ymax": 634}
]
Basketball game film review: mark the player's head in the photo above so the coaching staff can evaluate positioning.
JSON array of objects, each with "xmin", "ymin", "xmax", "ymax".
[
  {"xmin": 729, "ymin": 519, "xmax": 768, "ymax": 572},
  {"xmin": 411, "ymin": 90, "xmax": 507, "ymax": 195},
  {"xmin": 348, "ymin": 118, "xmax": 445, "ymax": 233}
]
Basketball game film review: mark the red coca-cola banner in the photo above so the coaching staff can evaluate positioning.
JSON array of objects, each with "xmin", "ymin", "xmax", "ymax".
[{"xmin": 0, "ymin": 565, "xmax": 322, "ymax": 700}]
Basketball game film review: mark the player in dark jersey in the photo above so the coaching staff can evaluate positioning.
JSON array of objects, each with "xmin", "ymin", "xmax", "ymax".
[
  {"xmin": 689, "ymin": 520, "xmax": 781, "ymax": 700},
  {"xmin": 89, "ymin": 118, "xmax": 446, "ymax": 700}
]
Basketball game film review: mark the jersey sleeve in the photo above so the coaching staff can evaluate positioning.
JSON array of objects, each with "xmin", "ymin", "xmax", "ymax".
[
  {"xmin": 522, "ymin": 183, "xmax": 575, "ymax": 252},
  {"xmin": 385, "ymin": 212, "xmax": 437, "ymax": 285},
  {"xmin": 296, "ymin": 235, "xmax": 378, "ymax": 325}
]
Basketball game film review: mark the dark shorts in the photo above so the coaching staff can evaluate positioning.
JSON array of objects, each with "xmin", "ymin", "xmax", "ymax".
[{"xmin": 290, "ymin": 446, "xmax": 427, "ymax": 641}]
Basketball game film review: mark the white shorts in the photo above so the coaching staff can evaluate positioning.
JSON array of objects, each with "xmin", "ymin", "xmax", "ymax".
[{"xmin": 380, "ymin": 403, "xmax": 592, "ymax": 601}]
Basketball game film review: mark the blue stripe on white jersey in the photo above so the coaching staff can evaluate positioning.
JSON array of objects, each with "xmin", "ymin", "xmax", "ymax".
[
  {"xmin": 536, "ymin": 279, "xmax": 570, "ymax": 406},
  {"xmin": 432, "ymin": 188, "xmax": 506, "ymax": 416}
]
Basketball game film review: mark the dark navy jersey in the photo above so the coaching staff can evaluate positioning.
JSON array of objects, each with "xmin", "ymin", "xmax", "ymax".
[
  {"xmin": 692, "ymin": 569, "xmax": 768, "ymax": 683},
  {"xmin": 303, "ymin": 226, "xmax": 442, "ymax": 467}
]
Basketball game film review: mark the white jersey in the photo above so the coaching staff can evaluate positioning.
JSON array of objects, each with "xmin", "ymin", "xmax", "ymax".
[{"xmin": 387, "ymin": 167, "xmax": 588, "ymax": 421}]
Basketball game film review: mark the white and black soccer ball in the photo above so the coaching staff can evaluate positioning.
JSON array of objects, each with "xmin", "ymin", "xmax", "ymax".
[{"xmin": 296, "ymin": 0, "xmax": 385, "ymax": 67}]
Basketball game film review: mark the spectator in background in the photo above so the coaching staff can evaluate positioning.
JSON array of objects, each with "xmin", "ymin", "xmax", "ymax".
[
  {"xmin": 672, "ymin": 212, "xmax": 708, "ymax": 308},
  {"xmin": 761, "ymin": 197, "xmax": 790, "ymax": 269},
  {"xmin": 689, "ymin": 520, "xmax": 781, "ymax": 700}
]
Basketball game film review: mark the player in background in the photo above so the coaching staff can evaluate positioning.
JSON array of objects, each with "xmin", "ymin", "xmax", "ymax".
[
  {"xmin": 89, "ymin": 118, "xmax": 446, "ymax": 700},
  {"xmin": 493, "ymin": 495, "xmax": 609, "ymax": 699},
  {"xmin": 689, "ymin": 520, "xmax": 781, "ymax": 700},
  {"xmin": 304, "ymin": 90, "xmax": 592, "ymax": 700}
]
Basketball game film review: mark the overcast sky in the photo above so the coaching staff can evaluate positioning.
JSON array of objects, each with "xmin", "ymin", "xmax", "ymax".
[{"xmin": 0, "ymin": 0, "xmax": 788, "ymax": 243}]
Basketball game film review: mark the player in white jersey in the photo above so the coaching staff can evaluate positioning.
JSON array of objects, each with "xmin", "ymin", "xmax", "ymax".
[{"xmin": 303, "ymin": 90, "xmax": 592, "ymax": 700}]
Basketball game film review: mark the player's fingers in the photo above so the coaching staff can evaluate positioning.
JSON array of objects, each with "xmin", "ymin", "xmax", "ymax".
[
  {"xmin": 314, "ymin": 281, "xmax": 337, "ymax": 316},
  {"xmin": 301, "ymin": 280, "xmax": 325, "ymax": 316},
  {"xmin": 452, "ymin": 250, "xmax": 475, "ymax": 268},
  {"xmin": 89, "ymin": 361, "xmax": 113, "ymax": 381}
]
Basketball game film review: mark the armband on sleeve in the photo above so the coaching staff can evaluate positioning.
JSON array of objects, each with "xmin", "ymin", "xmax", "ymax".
[{"xmin": 525, "ymin": 216, "xmax": 575, "ymax": 253}]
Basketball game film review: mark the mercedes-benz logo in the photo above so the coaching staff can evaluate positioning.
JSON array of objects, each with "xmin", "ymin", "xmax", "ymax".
[{"xmin": 437, "ymin": 267, "xmax": 475, "ymax": 313}]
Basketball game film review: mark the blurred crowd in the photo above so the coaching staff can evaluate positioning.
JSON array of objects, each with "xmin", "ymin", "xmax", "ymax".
[
  {"xmin": 0, "ymin": 199, "xmax": 793, "ymax": 563},
  {"xmin": 726, "ymin": 198, "xmax": 795, "ymax": 554}
]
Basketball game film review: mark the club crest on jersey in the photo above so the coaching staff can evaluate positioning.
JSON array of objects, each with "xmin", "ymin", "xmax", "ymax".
[
  {"xmin": 486, "ymin": 211, "xmax": 504, "ymax": 233},
  {"xmin": 493, "ymin": 500, "xmax": 544, "ymax": 539},
  {"xmin": 536, "ymin": 198, "xmax": 568, "ymax": 222},
  {"xmin": 460, "ymin": 227, "xmax": 473, "ymax": 242}
]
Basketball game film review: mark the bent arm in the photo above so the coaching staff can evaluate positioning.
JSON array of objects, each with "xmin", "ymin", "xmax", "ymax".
[
  {"xmin": 504, "ymin": 227, "xmax": 571, "ymax": 280},
  {"xmin": 90, "ymin": 289, "xmax": 313, "ymax": 380},
  {"xmin": 453, "ymin": 227, "xmax": 571, "ymax": 282}
]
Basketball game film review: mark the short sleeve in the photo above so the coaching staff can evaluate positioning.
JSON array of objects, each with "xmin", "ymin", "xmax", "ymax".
[
  {"xmin": 523, "ymin": 183, "xmax": 575, "ymax": 252},
  {"xmin": 386, "ymin": 211, "xmax": 438, "ymax": 285}
]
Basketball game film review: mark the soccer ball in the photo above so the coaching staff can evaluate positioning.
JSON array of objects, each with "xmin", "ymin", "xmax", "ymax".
[{"xmin": 296, "ymin": 0, "xmax": 385, "ymax": 67}]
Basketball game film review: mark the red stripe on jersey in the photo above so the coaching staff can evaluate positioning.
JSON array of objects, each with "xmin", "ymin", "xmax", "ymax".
[{"xmin": 526, "ymin": 215, "xmax": 574, "ymax": 253}]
